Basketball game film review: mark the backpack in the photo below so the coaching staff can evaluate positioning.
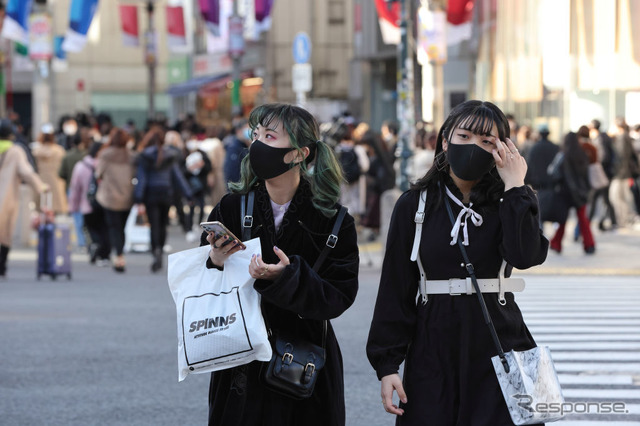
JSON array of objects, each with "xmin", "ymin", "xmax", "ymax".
[
  {"xmin": 86, "ymin": 162, "xmax": 100, "ymax": 209},
  {"xmin": 337, "ymin": 146, "xmax": 361, "ymax": 184}
]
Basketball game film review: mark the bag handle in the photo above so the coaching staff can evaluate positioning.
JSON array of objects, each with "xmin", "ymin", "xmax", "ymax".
[{"xmin": 444, "ymin": 195, "xmax": 510, "ymax": 374}]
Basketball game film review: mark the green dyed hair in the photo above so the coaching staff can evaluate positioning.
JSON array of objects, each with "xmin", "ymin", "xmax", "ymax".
[{"xmin": 228, "ymin": 103, "xmax": 344, "ymax": 218}]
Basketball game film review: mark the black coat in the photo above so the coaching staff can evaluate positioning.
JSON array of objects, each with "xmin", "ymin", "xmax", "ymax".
[
  {"xmin": 200, "ymin": 180, "xmax": 359, "ymax": 426},
  {"xmin": 524, "ymin": 137, "xmax": 559, "ymax": 190},
  {"xmin": 367, "ymin": 183, "xmax": 548, "ymax": 425}
]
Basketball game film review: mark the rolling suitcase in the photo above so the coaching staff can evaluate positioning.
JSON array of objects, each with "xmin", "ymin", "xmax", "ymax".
[{"xmin": 37, "ymin": 193, "xmax": 72, "ymax": 280}]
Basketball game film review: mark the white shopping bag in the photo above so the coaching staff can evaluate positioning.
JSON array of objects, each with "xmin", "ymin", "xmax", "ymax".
[{"xmin": 167, "ymin": 238, "xmax": 272, "ymax": 381}]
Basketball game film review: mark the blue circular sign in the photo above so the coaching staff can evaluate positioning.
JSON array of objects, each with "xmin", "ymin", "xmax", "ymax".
[{"xmin": 292, "ymin": 32, "xmax": 311, "ymax": 64}]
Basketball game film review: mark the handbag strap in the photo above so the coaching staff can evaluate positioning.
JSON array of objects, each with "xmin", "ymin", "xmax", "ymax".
[
  {"xmin": 241, "ymin": 190, "xmax": 348, "ymax": 354},
  {"xmin": 241, "ymin": 191, "xmax": 255, "ymax": 241},
  {"xmin": 444, "ymin": 195, "xmax": 510, "ymax": 373}
]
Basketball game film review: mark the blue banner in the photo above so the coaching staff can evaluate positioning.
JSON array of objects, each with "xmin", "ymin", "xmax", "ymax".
[
  {"xmin": 1, "ymin": 0, "xmax": 34, "ymax": 44},
  {"xmin": 62, "ymin": 0, "xmax": 99, "ymax": 52}
]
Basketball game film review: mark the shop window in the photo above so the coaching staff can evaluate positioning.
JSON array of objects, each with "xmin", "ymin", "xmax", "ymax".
[{"xmin": 329, "ymin": 0, "xmax": 345, "ymax": 25}]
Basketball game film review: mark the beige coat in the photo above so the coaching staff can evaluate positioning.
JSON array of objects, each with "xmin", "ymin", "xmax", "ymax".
[
  {"xmin": 0, "ymin": 144, "xmax": 45, "ymax": 247},
  {"xmin": 33, "ymin": 142, "xmax": 68, "ymax": 214},
  {"xmin": 95, "ymin": 146, "xmax": 135, "ymax": 212}
]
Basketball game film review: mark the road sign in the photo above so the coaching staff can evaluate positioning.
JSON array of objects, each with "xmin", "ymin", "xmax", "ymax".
[
  {"xmin": 292, "ymin": 63, "xmax": 312, "ymax": 93},
  {"xmin": 292, "ymin": 32, "xmax": 311, "ymax": 64}
]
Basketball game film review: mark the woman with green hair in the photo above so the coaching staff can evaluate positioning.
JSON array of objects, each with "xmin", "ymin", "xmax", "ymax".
[{"xmin": 200, "ymin": 103, "xmax": 359, "ymax": 426}]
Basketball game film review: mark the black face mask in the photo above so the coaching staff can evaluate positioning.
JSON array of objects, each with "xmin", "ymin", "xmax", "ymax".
[
  {"xmin": 249, "ymin": 140, "xmax": 296, "ymax": 180},
  {"xmin": 446, "ymin": 142, "xmax": 495, "ymax": 181}
]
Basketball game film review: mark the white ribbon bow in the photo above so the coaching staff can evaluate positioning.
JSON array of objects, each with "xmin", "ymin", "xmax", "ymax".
[{"xmin": 445, "ymin": 186, "xmax": 483, "ymax": 246}]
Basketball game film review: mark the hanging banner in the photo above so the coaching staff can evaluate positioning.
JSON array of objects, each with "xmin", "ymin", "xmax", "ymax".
[
  {"xmin": 29, "ymin": 13, "xmax": 53, "ymax": 61},
  {"xmin": 254, "ymin": 0, "xmax": 273, "ymax": 34},
  {"xmin": 119, "ymin": 4, "xmax": 139, "ymax": 47},
  {"xmin": 198, "ymin": 0, "xmax": 220, "ymax": 37},
  {"xmin": 417, "ymin": 8, "xmax": 447, "ymax": 65},
  {"xmin": 166, "ymin": 6, "xmax": 187, "ymax": 50},
  {"xmin": 62, "ymin": 0, "xmax": 100, "ymax": 52},
  {"xmin": 1, "ymin": 0, "xmax": 33, "ymax": 44},
  {"xmin": 374, "ymin": 0, "xmax": 399, "ymax": 45},
  {"xmin": 447, "ymin": 0, "xmax": 474, "ymax": 45}
]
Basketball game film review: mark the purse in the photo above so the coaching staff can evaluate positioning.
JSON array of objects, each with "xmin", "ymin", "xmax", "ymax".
[
  {"xmin": 588, "ymin": 162, "xmax": 610, "ymax": 190},
  {"xmin": 240, "ymin": 192, "xmax": 347, "ymax": 399},
  {"xmin": 444, "ymin": 196, "xmax": 565, "ymax": 425}
]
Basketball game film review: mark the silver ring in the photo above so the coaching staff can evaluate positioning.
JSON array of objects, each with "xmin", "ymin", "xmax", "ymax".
[{"xmin": 260, "ymin": 272, "xmax": 265, "ymax": 276}]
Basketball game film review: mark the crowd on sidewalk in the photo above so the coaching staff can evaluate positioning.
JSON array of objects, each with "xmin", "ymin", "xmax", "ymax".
[{"xmin": 1, "ymin": 106, "xmax": 640, "ymax": 280}]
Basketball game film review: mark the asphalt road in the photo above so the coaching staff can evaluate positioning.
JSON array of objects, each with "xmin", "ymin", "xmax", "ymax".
[{"xmin": 1, "ymin": 221, "xmax": 639, "ymax": 426}]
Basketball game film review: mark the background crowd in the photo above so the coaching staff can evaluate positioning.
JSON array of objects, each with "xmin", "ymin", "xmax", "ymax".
[{"xmin": 1, "ymin": 106, "xmax": 639, "ymax": 279}]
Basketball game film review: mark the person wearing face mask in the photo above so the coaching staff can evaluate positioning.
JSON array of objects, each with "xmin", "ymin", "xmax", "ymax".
[
  {"xmin": 366, "ymin": 100, "xmax": 549, "ymax": 425},
  {"xmin": 200, "ymin": 103, "xmax": 359, "ymax": 426},
  {"xmin": 223, "ymin": 118, "xmax": 252, "ymax": 185}
]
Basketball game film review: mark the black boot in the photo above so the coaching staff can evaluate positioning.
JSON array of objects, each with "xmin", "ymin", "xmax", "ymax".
[
  {"xmin": 0, "ymin": 245, "xmax": 9, "ymax": 278},
  {"xmin": 151, "ymin": 248, "xmax": 163, "ymax": 273}
]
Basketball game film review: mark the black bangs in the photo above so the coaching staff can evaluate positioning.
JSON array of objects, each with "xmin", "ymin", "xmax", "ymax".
[
  {"xmin": 450, "ymin": 109, "xmax": 503, "ymax": 141},
  {"xmin": 248, "ymin": 104, "xmax": 286, "ymax": 132}
]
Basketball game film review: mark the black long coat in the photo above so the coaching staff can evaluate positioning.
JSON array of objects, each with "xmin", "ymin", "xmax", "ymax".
[
  {"xmin": 200, "ymin": 180, "xmax": 359, "ymax": 426},
  {"xmin": 367, "ymin": 182, "xmax": 548, "ymax": 426}
]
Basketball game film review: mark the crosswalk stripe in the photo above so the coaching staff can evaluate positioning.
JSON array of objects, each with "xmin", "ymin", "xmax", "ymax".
[
  {"xmin": 558, "ymin": 374, "xmax": 634, "ymax": 385},
  {"xmin": 514, "ymin": 276, "xmax": 640, "ymax": 423},
  {"xmin": 552, "ymin": 352, "xmax": 640, "ymax": 361}
]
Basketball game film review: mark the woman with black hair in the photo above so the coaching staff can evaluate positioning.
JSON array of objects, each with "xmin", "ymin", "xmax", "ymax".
[
  {"xmin": 135, "ymin": 127, "xmax": 193, "ymax": 272},
  {"xmin": 201, "ymin": 103, "xmax": 359, "ymax": 426},
  {"xmin": 548, "ymin": 131, "xmax": 594, "ymax": 254},
  {"xmin": 367, "ymin": 100, "xmax": 549, "ymax": 425}
]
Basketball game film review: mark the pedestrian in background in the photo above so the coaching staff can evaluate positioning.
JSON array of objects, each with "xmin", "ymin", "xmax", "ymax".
[
  {"xmin": 184, "ymin": 137, "xmax": 212, "ymax": 242},
  {"xmin": 367, "ymin": 100, "xmax": 548, "ymax": 424},
  {"xmin": 95, "ymin": 127, "xmax": 136, "ymax": 272},
  {"xmin": 547, "ymin": 131, "xmax": 595, "ymax": 254},
  {"xmin": 33, "ymin": 123, "xmax": 68, "ymax": 215},
  {"xmin": 335, "ymin": 121, "xmax": 369, "ymax": 222},
  {"xmin": 201, "ymin": 103, "xmax": 359, "ymax": 426},
  {"xmin": 223, "ymin": 119, "xmax": 251, "ymax": 185},
  {"xmin": 59, "ymin": 128, "xmax": 91, "ymax": 251},
  {"xmin": 359, "ymin": 128, "xmax": 395, "ymax": 240},
  {"xmin": 409, "ymin": 121, "xmax": 436, "ymax": 182},
  {"xmin": 69, "ymin": 141, "xmax": 111, "ymax": 265},
  {"xmin": 588, "ymin": 119, "xmax": 618, "ymax": 230},
  {"xmin": 0, "ymin": 119, "xmax": 48, "ymax": 279},
  {"xmin": 135, "ymin": 127, "xmax": 193, "ymax": 273},
  {"xmin": 609, "ymin": 117, "xmax": 640, "ymax": 227},
  {"xmin": 164, "ymin": 130, "xmax": 190, "ymax": 236}
]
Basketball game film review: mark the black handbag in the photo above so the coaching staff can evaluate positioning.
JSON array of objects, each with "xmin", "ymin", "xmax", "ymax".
[
  {"xmin": 262, "ymin": 327, "xmax": 327, "ymax": 399},
  {"xmin": 240, "ymin": 192, "xmax": 347, "ymax": 399}
]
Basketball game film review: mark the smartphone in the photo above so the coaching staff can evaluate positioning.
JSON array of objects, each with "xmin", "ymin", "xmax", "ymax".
[{"xmin": 200, "ymin": 221, "xmax": 246, "ymax": 250}]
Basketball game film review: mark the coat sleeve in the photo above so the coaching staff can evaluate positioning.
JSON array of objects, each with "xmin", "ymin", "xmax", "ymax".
[
  {"xmin": 499, "ymin": 185, "xmax": 549, "ymax": 269},
  {"xmin": 68, "ymin": 163, "xmax": 83, "ymax": 212},
  {"xmin": 15, "ymin": 147, "xmax": 45, "ymax": 193},
  {"xmin": 366, "ymin": 191, "xmax": 420, "ymax": 380},
  {"xmin": 253, "ymin": 214, "xmax": 359, "ymax": 321}
]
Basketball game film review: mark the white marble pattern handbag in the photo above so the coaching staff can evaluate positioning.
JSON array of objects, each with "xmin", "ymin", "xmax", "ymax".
[{"xmin": 492, "ymin": 347, "xmax": 565, "ymax": 425}]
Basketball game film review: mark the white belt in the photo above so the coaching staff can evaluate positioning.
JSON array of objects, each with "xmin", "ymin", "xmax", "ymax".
[{"xmin": 425, "ymin": 277, "xmax": 525, "ymax": 296}]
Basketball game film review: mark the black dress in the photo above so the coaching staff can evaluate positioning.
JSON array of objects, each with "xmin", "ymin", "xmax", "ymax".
[
  {"xmin": 201, "ymin": 180, "xmax": 359, "ymax": 426},
  {"xmin": 366, "ymin": 182, "xmax": 548, "ymax": 426}
]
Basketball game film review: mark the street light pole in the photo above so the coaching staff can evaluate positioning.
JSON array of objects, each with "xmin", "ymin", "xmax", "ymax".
[
  {"xmin": 146, "ymin": 0, "xmax": 156, "ymax": 120},
  {"xmin": 396, "ymin": 0, "xmax": 415, "ymax": 191}
]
